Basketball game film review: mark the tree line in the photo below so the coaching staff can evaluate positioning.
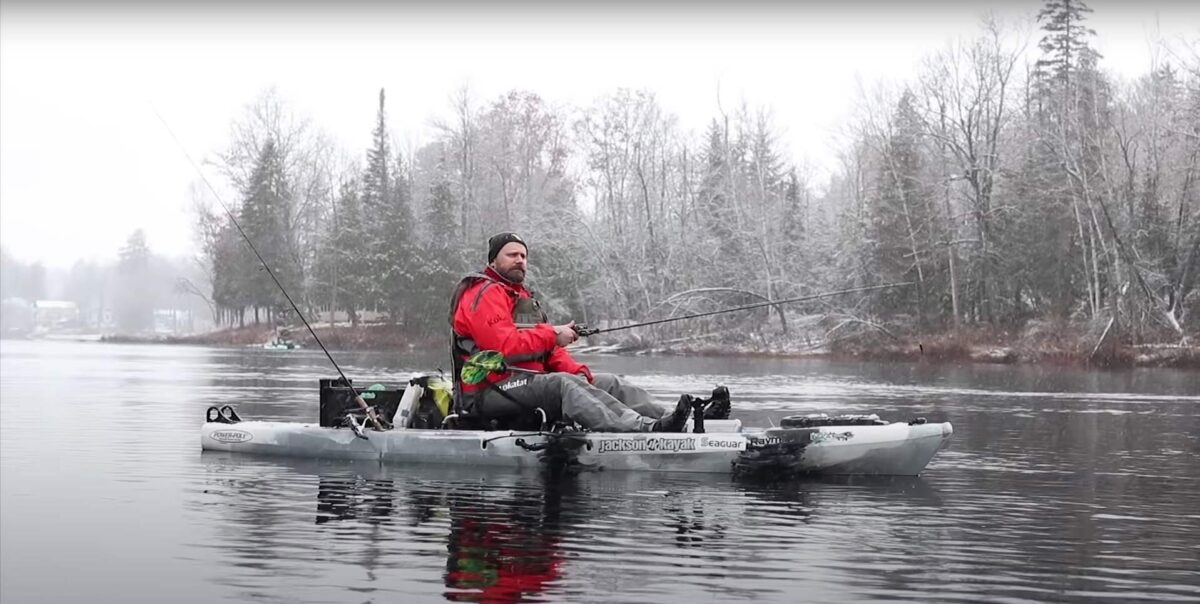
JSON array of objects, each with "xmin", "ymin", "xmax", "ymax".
[
  {"xmin": 196, "ymin": 0, "xmax": 1199, "ymax": 345},
  {"xmin": 1, "ymin": 232, "xmax": 213, "ymax": 335}
]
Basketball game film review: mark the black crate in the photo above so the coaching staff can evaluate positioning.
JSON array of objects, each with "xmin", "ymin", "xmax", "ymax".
[{"xmin": 318, "ymin": 378, "xmax": 404, "ymax": 428}]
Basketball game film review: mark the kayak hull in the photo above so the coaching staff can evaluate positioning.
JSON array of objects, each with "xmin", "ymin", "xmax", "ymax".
[{"xmin": 200, "ymin": 419, "xmax": 952, "ymax": 476}]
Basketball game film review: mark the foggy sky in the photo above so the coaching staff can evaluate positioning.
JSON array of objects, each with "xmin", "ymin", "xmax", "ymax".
[{"xmin": 1, "ymin": 0, "xmax": 1196, "ymax": 267}]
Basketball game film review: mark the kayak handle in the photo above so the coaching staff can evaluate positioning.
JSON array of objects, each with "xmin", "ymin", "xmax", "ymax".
[
  {"xmin": 515, "ymin": 435, "xmax": 593, "ymax": 452},
  {"xmin": 480, "ymin": 431, "xmax": 593, "ymax": 451},
  {"xmin": 206, "ymin": 405, "xmax": 244, "ymax": 424},
  {"xmin": 514, "ymin": 438, "xmax": 546, "ymax": 452}
]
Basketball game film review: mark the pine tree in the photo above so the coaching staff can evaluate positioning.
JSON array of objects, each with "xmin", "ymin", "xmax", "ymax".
[
  {"xmin": 778, "ymin": 169, "xmax": 807, "ymax": 291},
  {"xmin": 695, "ymin": 119, "xmax": 741, "ymax": 282},
  {"xmin": 1034, "ymin": 0, "xmax": 1101, "ymax": 98},
  {"xmin": 209, "ymin": 220, "xmax": 250, "ymax": 327},
  {"xmin": 411, "ymin": 151, "xmax": 465, "ymax": 332},
  {"xmin": 360, "ymin": 88, "xmax": 393, "ymax": 315},
  {"xmin": 359, "ymin": 88, "xmax": 416, "ymax": 325},
  {"xmin": 380, "ymin": 148, "xmax": 416, "ymax": 324},
  {"xmin": 868, "ymin": 91, "xmax": 933, "ymax": 324},
  {"xmin": 1032, "ymin": 0, "xmax": 1114, "ymax": 321},
  {"xmin": 238, "ymin": 137, "xmax": 292, "ymax": 322},
  {"xmin": 324, "ymin": 179, "xmax": 369, "ymax": 327},
  {"xmin": 115, "ymin": 230, "xmax": 154, "ymax": 333}
]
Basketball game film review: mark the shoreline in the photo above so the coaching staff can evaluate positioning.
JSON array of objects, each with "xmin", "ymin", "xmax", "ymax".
[
  {"xmin": 85, "ymin": 323, "xmax": 1200, "ymax": 370},
  {"xmin": 616, "ymin": 341, "xmax": 1199, "ymax": 369}
]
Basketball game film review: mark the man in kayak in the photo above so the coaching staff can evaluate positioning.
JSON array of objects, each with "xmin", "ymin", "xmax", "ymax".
[{"xmin": 450, "ymin": 232, "xmax": 692, "ymax": 432}]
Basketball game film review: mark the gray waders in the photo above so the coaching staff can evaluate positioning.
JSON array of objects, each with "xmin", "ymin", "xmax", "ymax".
[{"xmin": 477, "ymin": 372, "xmax": 667, "ymax": 432}]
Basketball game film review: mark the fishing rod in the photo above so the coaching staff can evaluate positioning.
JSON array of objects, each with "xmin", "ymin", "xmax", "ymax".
[
  {"xmin": 153, "ymin": 109, "xmax": 385, "ymax": 432},
  {"xmin": 573, "ymin": 282, "xmax": 914, "ymax": 337}
]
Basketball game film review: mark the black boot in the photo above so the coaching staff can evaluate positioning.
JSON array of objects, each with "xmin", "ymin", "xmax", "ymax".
[
  {"xmin": 652, "ymin": 395, "xmax": 692, "ymax": 433},
  {"xmin": 703, "ymin": 386, "xmax": 731, "ymax": 420}
]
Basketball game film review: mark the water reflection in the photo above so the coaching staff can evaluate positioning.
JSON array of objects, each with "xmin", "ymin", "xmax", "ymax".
[
  {"xmin": 194, "ymin": 453, "xmax": 957, "ymax": 603},
  {"xmin": 315, "ymin": 475, "xmax": 397, "ymax": 526},
  {"xmin": 309, "ymin": 466, "xmax": 577, "ymax": 602},
  {"xmin": 441, "ymin": 475, "xmax": 579, "ymax": 602}
]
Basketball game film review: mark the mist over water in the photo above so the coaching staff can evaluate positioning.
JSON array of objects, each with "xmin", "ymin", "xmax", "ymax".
[{"xmin": 2, "ymin": 340, "xmax": 1197, "ymax": 602}]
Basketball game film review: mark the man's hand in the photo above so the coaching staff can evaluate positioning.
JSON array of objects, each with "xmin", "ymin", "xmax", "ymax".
[{"xmin": 554, "ymin": 321, "xmax": 579, "ymax": 347}]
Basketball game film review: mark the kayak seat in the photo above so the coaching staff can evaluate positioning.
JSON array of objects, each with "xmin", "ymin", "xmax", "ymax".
[
  {"xmin": 452, "ymin": 409, "xmax": 547, "ymax": 431},
  {"xmin": 451, "ymin": 397, "xmax": 557, "ymax": 432}
]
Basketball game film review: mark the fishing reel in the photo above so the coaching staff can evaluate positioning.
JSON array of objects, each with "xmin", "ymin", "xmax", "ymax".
[{"xmin": 571, "ymin": 324, "xmax": 599, "ymax": 337}]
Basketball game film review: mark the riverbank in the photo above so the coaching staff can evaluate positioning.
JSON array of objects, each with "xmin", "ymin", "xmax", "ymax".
[
  {"xmin": 102, "ymin": 323, "xmax": 439, "ymax": 351},
  {"xmin": 651, "ymin": 330, "xmax": 1199, "ymax": 369},
  {"xmin": 589, "ymin": 322, "xmax": 1198, "ymax": 369},
  {"xmin": 98, "ymin": 321, "xmax": 1199, "ymax": 369}
]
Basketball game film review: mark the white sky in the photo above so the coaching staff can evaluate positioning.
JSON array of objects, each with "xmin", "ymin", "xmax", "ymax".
[{"xmin": 1, "ymin": 0, "xmax": 1197, "ymax": 268}]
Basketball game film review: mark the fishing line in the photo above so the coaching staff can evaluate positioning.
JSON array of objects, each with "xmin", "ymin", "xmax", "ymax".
[{"xmin": 152, "ymin": 107, "xmax": 385, "ymax": 430}]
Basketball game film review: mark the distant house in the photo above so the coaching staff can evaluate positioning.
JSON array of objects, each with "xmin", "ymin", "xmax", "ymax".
[
  {"xmin": 34, "ymin": 300, "xmax": 80, "ymax": 331},
  {"xmin": 153, "ymin": 308, "xmax": 194, "ymax": 335}
]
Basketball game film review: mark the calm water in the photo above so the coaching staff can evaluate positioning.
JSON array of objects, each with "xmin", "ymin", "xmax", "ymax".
[{"xmin": 1, "ymin": 340, "xmax": 1197, "ymax": 603}]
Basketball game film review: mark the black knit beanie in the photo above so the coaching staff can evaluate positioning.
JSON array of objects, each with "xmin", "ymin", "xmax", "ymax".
[{"xmin": 487, "ymin": 232, "xmax": 527, "ymax": 263}]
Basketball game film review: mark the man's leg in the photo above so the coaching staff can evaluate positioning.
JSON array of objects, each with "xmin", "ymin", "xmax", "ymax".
[
  {"xmin": 475, "ymin": 374, "xmax": 564, "ymax": 426},
  {"xmin": 503, "ymin": 373, "xmax": 654, "ymax": 432},
  {"xmin": 590, "ymin": 373, "xmax": 665, "ymax": 419},
  {"xmin": 485, "ymin": 373, "xmax": 691, "ymax": 433}
]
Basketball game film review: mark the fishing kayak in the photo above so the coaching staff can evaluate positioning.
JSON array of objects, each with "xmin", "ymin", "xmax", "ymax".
[
  {"xmin": 200, "ymin": 378, "xmax": 952, "ymax": 476},
  {"xmin": 201, "ymin": 420, "xmax": 951, "ymax": 476},
  {"xmin": 262, "ymin": 340, "xmax": 300, "ymax": 350}
]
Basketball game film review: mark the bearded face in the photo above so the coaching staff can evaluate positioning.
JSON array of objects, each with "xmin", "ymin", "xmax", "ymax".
[{"xmin": 490, "ymin": 242, "xmax": 527, "ymax": 283}]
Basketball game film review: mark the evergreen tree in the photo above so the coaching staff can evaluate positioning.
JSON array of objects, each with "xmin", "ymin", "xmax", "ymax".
[
  {"xmin": 1034, "ymin": 0, "xmax": 1100, "ymax": 92},
  {"xmin": 695, "ymin": 119, "xmax": 741, "ymax": 283},
  {"xmin": 868, "ymin": 91, "xmax": 933, "ymax": 324},
  {"xmin": 379, "ymin": 148, "xmax": 416, "ymax": 324},
  {"xmin": 1032, "ymin": 0, "xmax": 1113, "ymax": 321},
  {"xmin": 115, "ymin": 230, "xmax": 154, "ymax": 333},
  {"xmin": 1136, "ymin": 65, "xmax": 1182, "ymax": 276},
  {"xmin": 745, "ymin": 110, "xmax": 787, "ymax": 299},
  {"xmin": 778, "ymin": 169, "xmax": 807, "ymax": 279},
  {"xmin": 238, "ymin": 137, "xmax": 293, "ymax": 322},
  {"xmin": 411, "ymin": 152, "xmax": 465, "ymax": 333},
  {"xmin": 1005, "ymin": 133, "xmax": 1078, "ymax": 318},
  {"xmin": 359, "ymin": 88, "xmax": 416, "ymax": 324},
  {"xmin": 207, "ymin": 219, "xmax": 252, "ymax": 327},
  {"xmin": 360, "ymin": 88, "xmax": 393, "ymax": 315},
  {"xmin": 322, "ymin": 178, "xmax": 370, "ymax": 327}
]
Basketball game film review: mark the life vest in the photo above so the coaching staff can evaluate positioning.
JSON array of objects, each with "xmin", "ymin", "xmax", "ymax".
[{"xmin": 448, "ymin": 272, "xmax": 550, "ymax": 407}]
